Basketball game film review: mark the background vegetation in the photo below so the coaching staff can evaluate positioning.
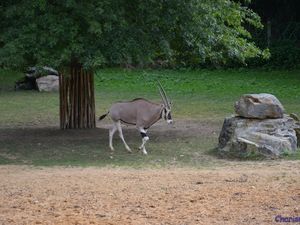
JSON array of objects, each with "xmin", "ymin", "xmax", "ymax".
[
  {"xmin": 249, "ymin": 0, "xmax": 300, "ymax": 68},
  {"xmin": 1, "ymin": 69, "xmax": 300, "ymax": 126},
  {"xmin": 1, "ymin": 69, "xmax": 299, "ymax": 166},
  {"xmin": 1, "ymin": 0, "xmax": 267, "ymax": 70}
]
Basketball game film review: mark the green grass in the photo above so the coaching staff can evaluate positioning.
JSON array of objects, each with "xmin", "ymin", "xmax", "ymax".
[
  {"xmin": 94, "ymin": 69, "xmax": 300, "ymax": 120},
  {"xmin": 0, "ymin": 68, "xmax": 299, "ymax": 167},
  {"xmin": 1, "ymin": 68, "xmax": 299, "ymax": 127},
  {"xmin": 282, "ymin": 149, "xmax": 300, "ymax": 160}
]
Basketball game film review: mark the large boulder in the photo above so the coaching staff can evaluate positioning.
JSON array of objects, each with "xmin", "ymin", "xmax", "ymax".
[
  {"xmin": 15, "ymin": 66, "xmax": 58, "ymax": 91},
  {"xmin": 234, "ymin": 93, "xmax": 285, "ymax": 119},
  {"xmin": 36, "ymin": 75, "xmax": 59, "ymax": 92},
  {"xmin": 290, "ymin": 113, "xmax": 300, "ymax": 147},
  {"xmin": 218, "ymin": 115, "xmax": 299, "ymax": 158}
]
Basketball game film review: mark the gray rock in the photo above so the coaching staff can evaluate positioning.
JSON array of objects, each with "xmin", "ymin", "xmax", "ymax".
[
  {"xmin": 295, "ymin": 127, "xmax": 300, "ymax": 148},
  {"xmin": 290, "ymin": 113, "xmax": 300, "ymax": 147},
  {"xmin": 36, "ymin": 75, "xmax": 59, "ymax": 92},
  {"xmin": 234, "ymin": 93, "xmax": 285, "ymax": 119},
  {"xmin": 15, "ymin": 66, "xmax": 59, "ymax": 91},
  {"xmin": 27, "ymin": 66, "xmax": 58, "ymax": 77},
  {"xmin": 15, "ymin": 76, "xmax": 37, "ymax": 91},
  {"xmin": 218, "ymin": 115, "xmax": 299, "ymax": 158},
  {"xmin": 290, "ymin": 113, "xmax": 299, "ymax": 121}
]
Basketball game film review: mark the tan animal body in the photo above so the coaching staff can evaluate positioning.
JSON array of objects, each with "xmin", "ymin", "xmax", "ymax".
[{"xmin": 99, "ymin": 83, "xmax": 172, "ymax": 154}]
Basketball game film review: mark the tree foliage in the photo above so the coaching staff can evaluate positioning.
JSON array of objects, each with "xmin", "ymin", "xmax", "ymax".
[
  {"xmin": 249, "ymin": 0, "xmax": 300, "ymax": 68},
  {"xmin": 1, "ymin": 0, "xmax": 267, "ymax": 69}
]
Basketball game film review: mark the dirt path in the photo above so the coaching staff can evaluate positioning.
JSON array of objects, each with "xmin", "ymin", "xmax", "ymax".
[{"xmin": 1, "ymin": 163, "xmax": 300, "ymax": 225}]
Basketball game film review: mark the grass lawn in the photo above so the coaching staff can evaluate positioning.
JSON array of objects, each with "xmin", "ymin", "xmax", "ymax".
[
  {"xmin": 0, "ymin": 68, "xmax": 299, "ymax": 166},
  {"xmin": 94, "ymin": 69, "xmax": 300, "ymax": 120}
]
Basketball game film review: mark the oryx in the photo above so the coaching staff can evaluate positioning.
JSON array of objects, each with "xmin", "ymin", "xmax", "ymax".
[{"xmin": 98, "ymin": 82, "xmax": 173, "ymax": 155}]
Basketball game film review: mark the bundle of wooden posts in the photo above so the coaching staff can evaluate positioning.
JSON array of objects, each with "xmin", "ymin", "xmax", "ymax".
[{"xmin": 59, "ymin": 68, "xmax": 95, "ymax": 129}]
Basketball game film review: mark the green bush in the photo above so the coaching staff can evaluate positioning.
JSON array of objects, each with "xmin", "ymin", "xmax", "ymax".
[
  {"xmin": 267, "ymin": 40, "xmax": 300, "ymax": 69},
  {"xmin": 247, "ymin": 40, "xmax": 300, "ymax": 69}
]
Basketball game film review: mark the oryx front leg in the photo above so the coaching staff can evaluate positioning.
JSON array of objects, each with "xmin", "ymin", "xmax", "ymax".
[
  {"xmin": 138, "ymin": 128, "xmax": 149, "ymax": 155},
  {"xmin": 116, "ymin": 121, "xmax": 132, "ymax": 153}
]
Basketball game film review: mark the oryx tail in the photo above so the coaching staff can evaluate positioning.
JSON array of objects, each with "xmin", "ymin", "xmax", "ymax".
[{"xmin": 99, "ymin": 112, "xmax": 109, "ymax": 121}]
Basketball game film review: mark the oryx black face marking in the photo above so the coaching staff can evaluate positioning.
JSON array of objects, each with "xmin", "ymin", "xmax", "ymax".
[
  {"xmin": 167, "ymin": 112, "xmax": 172, "ymax": 120},
  {"xmin": 140, "ymin": 132, "xmax": 147, "ymax": 138},
  {"xmin": 164, "ymin": 108, "xmax": 167, "ymax": 120},
  {"xmin": 163, "ymin": 108, "xmax": 171, "ymax": 119}
]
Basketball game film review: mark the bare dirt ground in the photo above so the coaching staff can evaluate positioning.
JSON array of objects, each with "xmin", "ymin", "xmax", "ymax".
[
  {"xmin": 1, "ymin": 120, "xmax": 300, "ymax": 224},
  {"xmin": 1, "ymin": 163, "xmax": 300, "ymax": 225}
]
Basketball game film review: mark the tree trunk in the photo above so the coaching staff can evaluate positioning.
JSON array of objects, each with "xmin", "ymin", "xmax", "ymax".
[
  {"xmin": 267, "ymin": 20, "xmax": 272, "ymax": 47},
  {"xmin": 59, "ymin": 65, "xmax": 95, "ymax": 129}
]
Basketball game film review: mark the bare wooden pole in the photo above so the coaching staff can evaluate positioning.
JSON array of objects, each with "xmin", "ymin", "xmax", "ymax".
[
  {"xmin": 90, "ymin": 71, "xmax": 96, "ymax": 127},
  {"xmin": 65, "ymin": 77, "xmax": 70, "ymax": 128},
  {"xmin": 267, "ymin": 20, "xmax": 271, "ymax": 47},
  {"xmin": 83, "ymin": 70, "xmax": 87, "ymax": 128},
  {"xmin": 59, "ymin": 72, "xmax": 63, "ymax": 128},
  {"xmin": 80, "ymin": 68, "xmax": 84, "ymax": 128},
  {"xmin": 74, "ymin": 67, "xmax": 78, "ymax": 128},
  {"xmin": 69, "ymin": 68, "xmax": 74, "ymax": 128}
]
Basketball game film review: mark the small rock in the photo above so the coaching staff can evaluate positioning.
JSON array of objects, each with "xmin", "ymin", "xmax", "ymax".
[{"xmin": 36, "ymin": 75, "xmax": 59, "ymax": 92}]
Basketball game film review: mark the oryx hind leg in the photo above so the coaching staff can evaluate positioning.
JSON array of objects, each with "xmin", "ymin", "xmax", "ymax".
[
  {"xmin": 138, "ymin": 127, "xmax": 149, "ymax": 155},
  {"xmin": 116, "ymin": 120, "xmax": 132, "ymax": 153},
  {"xmin": 109, "ymin": 122, "xmax": 117, "ymax": 151}
]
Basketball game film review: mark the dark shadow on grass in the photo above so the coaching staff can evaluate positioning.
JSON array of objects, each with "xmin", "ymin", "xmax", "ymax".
[
  {"xmin": 0, "ymin": 121, "xmax": 222, "ymax": 167},
  {"xmin": 0, "ymin": 127, "xmax": 195, "ymax": 166}
]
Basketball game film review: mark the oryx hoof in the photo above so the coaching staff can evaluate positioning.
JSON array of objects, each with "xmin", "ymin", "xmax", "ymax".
[
  {"xmin": 126, "ymin": 148, "xmax": 132, "ymax": 153},
  {"xmin": 110, "ymin": 146, "xmax": 115, "ymax": 152}
]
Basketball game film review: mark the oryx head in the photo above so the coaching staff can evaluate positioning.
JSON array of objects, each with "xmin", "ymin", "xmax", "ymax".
[{"xmin": 158, "ymin": 81, "xmax": 173, "ymax": 124}]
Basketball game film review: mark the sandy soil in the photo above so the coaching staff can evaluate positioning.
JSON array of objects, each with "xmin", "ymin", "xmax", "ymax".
[{"xmin": 1, "ymin": 163, "xmax": 300, "ymax": 225}]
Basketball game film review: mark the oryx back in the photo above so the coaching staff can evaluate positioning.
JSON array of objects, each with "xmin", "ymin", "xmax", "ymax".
[{"xmin": 109, "ymin": 98, "xmax": 162, "ymax": 128}]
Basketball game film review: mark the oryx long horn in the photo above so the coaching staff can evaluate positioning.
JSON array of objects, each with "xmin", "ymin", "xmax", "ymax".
[
  {"xmin": 157, "ymin": 81, "xmax": 170, "ymax": 108},
  {"xmin": 158, "ymin": 87, "xmax": 168, "ymax": 106}
]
